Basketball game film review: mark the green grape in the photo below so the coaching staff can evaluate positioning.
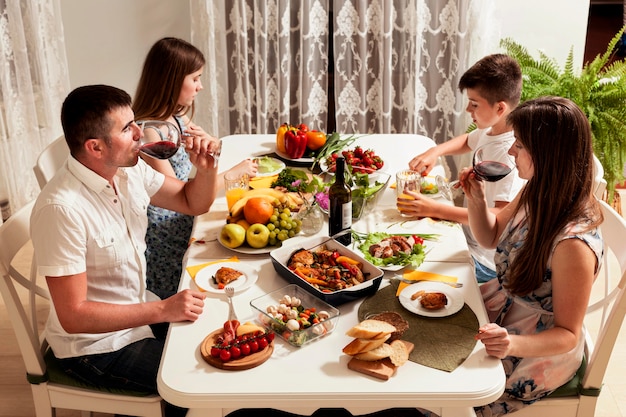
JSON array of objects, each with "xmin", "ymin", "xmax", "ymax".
[
  {"xmin": 280, "ymin": 220, "xmax": 288, "ymax": 228},
  {"xmin": 279, "ymin": 213, "xmax": 289, "ymax": 221},
  {"xmin": 269, "ymin": 231, "xmax": 277, "ymax": 239},
  {"xmin": 273, "ymin": 220, "xmax": 280, "ymax": 228},
  {"xmin": 267, "ymin": 223, "xmax": 275, "ymax": 231},
  {"xmin": 269, "ymin": 237, "xmax": 277, "ymax": 246},
  {"xmin": 282, "ymin": 208, "xmax": 291, "ymax": 216},
  {"xmin": 288, "ymin": 230, "xmax": 295, "ymax": 238},
  {"xmin": 294, "ymin": 226, "xmax": 301, "ymax": 234},
  {"xmin": 270, "ymin": 215, "xmax": 278, "ymax": 223},
  {"xmin": 284, "ymin": 222, "xmax": 292, "ymax": 230}
]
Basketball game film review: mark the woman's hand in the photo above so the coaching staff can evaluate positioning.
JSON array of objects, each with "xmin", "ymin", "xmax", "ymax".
[
  {"xmin": 475, "ymin": 323, "xmax": 512, "ymax": 359},
  {"xmin": 459, "ymin": 166, "xmax": 486, "ymax": 203}
]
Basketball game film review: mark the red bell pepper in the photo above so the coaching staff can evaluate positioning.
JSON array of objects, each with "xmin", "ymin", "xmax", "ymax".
[{"xmin": 284, "ymin": 127, "xmax": 307, "ymax": 159}]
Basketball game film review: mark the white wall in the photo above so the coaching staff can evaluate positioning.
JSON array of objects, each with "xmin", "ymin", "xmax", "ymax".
[
  {"xmin": 59, "ymin": 0, "xmax": 591, "ymax": 107},
  {"xmin": 60, "ymin": 0, "xmax": 190, "ymax": 95}
]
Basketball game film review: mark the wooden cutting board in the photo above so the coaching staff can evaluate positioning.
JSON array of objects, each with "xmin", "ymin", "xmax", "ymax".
[
  {"xmin": 347, "ymin": 340, "xmax": 414, "ymax": 380},
  {"xmin": 200, "ymin": 329, "xmax": 274, "ymax": 370}
]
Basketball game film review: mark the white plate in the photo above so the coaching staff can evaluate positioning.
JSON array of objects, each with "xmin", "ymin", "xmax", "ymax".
[
  {"xmin": 193, "ymin": 262, "xmax": 258, "ymax": 294},
  {"xmin": 398, "ymin": 281, "xmax": 464, "ymax": 317},
  {"xmin": 218, "ymin": 238, "xmax": 274, "ymax": 254},
  {"xmin": 275, "ymin": 149, "xmax": 315, "ymax": 164},
  {"xmin": 255, "ymin": 157, "xmax": 285, "ymax": 177}
]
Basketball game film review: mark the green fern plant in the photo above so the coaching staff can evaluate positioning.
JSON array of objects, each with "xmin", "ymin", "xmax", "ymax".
[{"xmin": 500, "ymin": 27, "xmax": 626, "ymax": 199}]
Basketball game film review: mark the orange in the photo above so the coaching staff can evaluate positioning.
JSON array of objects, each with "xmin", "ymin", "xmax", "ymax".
[
  {"xmin": 243, "ymin": 197, "xmax": 274, "ymax": 225},
  {"xmin": 306, "ymin": 130, "xmax": 326, "ymax": 151}
]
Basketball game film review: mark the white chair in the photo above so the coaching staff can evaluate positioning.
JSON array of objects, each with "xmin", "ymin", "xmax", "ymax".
[
  {"xmin": 513, "ymin": 199, "xmax": 626, "ymax": 417},
  {"xmin": 33, "ymin": 136, "xmax": 69, "ymax": 190},
  {"xmin": 0, "ymin": 201, "xmax": 164, "ymax": 417},
  {"xmin": 592, "ymin": 154, "xmax": 608, "ymax": 200}
]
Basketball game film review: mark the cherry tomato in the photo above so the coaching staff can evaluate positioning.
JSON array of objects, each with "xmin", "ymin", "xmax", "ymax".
[
  {"xmin": 210, "ymin": 347, "xmax": 221, "ymax": 358},
  {"xmin": 266, "ymin": 332, "xmax": 275, "ymax": 342},
  {"xmin": 257, "ymin": 336, "xmax": 269, "ymax": 350},
  {"xmin": 249, "ymin": 339, "xmax": 259, "ymax": 353},
  {"xmin": 240, "ymin": 343, "xmax": 251, "ymax": 356},
  {"xmin": 230, "ymin": 346, "xmax": 241, "ymax": 359},
  {"xmin": 219, "ymin": 349, "xmax": 232, "ymax": 362}
]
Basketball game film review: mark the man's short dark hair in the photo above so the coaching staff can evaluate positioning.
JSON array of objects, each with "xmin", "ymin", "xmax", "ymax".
[
  {"xmin": 61, "ymin": 85, "xmax": 132, "ymax": 155},
  {"xmin": 458, "ymin": 54, "xmax": 522, "ymax": 106}
]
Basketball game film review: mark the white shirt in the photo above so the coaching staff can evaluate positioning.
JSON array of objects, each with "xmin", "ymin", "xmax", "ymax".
[
  {"xmin": 463, "ymin": 128, "xmax": 526, "ymax": 271},
  {"xmin": 30, "ymin": 156, "xmax": 165, "ymax": 358}
]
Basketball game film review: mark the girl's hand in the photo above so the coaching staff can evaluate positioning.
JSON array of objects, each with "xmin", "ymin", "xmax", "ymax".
[
  {"xmin": 475, "ymin": 323, "xmax": 512, "ymax": 358},
  {"xmin": 227, "ymin": 158, "xmax": 258, "ymax": 179},
  {"xmin": 182, "ymin": 124, "xmax": 221, "ymax": 168}
]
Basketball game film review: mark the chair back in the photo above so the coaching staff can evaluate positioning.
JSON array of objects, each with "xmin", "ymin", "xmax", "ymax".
[
  {"xmin": 0, "ymin": 201, "xmax": 163, "ymax": 416},
  {"xmin": 592, "ymin": 155, "xmax": 607, "ymax": 199},
  {"xmin": 33, "ymin": 136, "xmax": 69, "ymax": 190}
]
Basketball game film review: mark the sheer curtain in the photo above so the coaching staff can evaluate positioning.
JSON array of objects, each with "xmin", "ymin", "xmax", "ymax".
[
  {"xmin": 190, "ymin": 0, "xmax": 497, "ymax": 173},
  {"xmin": 0, "ymin": 0, "xmax": 69, "ymax": 218},
  {"xmin": 191, "ymin": 0, "xmax": 330, "ymax": 137}
]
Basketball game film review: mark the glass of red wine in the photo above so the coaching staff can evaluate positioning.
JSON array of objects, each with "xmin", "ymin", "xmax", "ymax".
[
  {"xmin": 436, "ymin": 140, "xmax": 515, "ymax": 201},
  {"xmin": 137, "ymin": 120, "xmax": 221, "ymax": 167}
]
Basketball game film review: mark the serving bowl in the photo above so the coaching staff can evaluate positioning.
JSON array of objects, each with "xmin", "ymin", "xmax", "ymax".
[
  {"xmin": 250, "ymin": 284, "xmax": 340, "ymax": 347},
  {"xmin": 318, "ymin": 170, "xmax": 391, "ymax": 221},
  {"xmin": 269, "ymin": 235, "xmax": 384, "ymax": 306}
]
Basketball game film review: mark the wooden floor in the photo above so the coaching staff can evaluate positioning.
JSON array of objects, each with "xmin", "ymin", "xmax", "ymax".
[{"xmin": 2, "ymin": 4, "xmax": 625, "ymax": 417}]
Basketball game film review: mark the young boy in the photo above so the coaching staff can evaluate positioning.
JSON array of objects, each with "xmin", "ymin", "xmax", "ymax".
[{"xmin": 402, "ymin": 54, "xmax": 526, "ymax": 282}]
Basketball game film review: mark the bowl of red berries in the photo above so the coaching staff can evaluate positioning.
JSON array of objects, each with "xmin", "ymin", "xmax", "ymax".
[{"xmin": 322, "ymin": 146, "xmax": 384, "ymax": 174}]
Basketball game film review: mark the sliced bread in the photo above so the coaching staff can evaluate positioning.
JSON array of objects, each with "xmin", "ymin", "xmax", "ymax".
[
  {"xmin": 388, "ymin": 340, "xmax": 410, "ymax": 366},
  {"xmin": 353, "ymin": 343, "xmax": 394, "ymax": 361},
  {"xmin": 345, "ymin": 319, "xmax": 396, "ymax": 339},
  {"xmin": 342, "ymin": 333, "xmax": 391, "ymax": 355}
]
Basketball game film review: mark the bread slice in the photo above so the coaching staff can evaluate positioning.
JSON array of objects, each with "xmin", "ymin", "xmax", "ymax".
[
  {"xmin": 345, "ymin": 319, "xmax": 396, "ymax": 339},
  {"xmin": 368, "ymin": 312, "xmax": 409, "ymax": 342},
  {"xmin": 388, "ymin": 340, "xmax": 410, "ymax": 366},
  {"xmin": 342, "ymin": 333, "xmax": 390, "ymax": 355},
  {"xmin": 353, "ymin": 343, "xmax": 394, "ymax": 361}
]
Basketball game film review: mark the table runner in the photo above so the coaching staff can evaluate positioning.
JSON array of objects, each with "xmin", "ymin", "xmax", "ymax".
[{"xmin": 358, "ymin": 281, "xmax": 478, "ymax": 372}]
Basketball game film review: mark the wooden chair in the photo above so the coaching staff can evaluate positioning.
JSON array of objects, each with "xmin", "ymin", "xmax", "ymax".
[
  {"xmin": 33, "ymin": 136, "xmax": 69, "ymax": 190},
  {"xmin": 0, "ymin": 201, "xmax": 164, "ymax": 417},
  {"xmin": 512, "ymin": 199, "xmax": 626, "ymax": 417},
  {"xmin": 592, "ymin": 154, "xmax": 608, "ymax": 200}
]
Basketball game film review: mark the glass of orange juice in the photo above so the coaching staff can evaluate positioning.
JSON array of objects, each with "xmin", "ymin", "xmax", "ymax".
[
  {"xmin": 224, "ymin": 172, "xmax": 249, "ymax": 211},
  {"xmin": 396, "ymin": 169, "xmax": 421, "ymax": 217}
]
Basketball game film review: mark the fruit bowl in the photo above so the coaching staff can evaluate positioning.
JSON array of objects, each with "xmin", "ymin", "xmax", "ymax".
[
  {"xmin": 250, "ymin": 284, "xmax": 340, "ymax": 347},
  {"xmin": 269, "ymin": 235, "xmax": 384, "ymax": 306}
]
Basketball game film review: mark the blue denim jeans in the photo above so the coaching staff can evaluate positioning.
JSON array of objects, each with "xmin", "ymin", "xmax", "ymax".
[
  {"xmin": 473, "ymin": 257, "xmax": 497, "ymax": 283},
  {"xmin": 58, "ymin": 323, "xmax": 186, "ymax": 417}
]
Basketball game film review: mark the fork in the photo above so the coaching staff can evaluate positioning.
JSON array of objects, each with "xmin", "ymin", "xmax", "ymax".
[
  {"xmin": 390, "ymin": 275, "xmax": 463, "ymax": 288},
  {"xmin": 224, "ymin": 286, "xmax": 238, "ymax": 321}
]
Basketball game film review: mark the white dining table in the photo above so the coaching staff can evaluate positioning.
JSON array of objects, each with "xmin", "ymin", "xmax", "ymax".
[{"xmin": 157, "ymin": 134, "xmax": 505, "ymax": 417}]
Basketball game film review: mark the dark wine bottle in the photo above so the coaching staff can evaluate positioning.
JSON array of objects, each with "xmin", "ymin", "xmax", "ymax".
[{"xmin": 328, "ymin": 156, "xmax": 352, "ymax": 245}]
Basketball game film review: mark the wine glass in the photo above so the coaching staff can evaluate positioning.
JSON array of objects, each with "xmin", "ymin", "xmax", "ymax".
[
  {"xmin": 436, "ymin": 140, "xmax": 515, "ymax": 201},
  {"xmin": 137, "ymin": 120, "xmax": 221, "ymax": 167}
]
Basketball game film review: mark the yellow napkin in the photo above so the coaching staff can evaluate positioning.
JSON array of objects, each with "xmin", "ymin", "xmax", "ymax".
[
  {"xmin": 396, "ymin": 270, "xmax": 458, "ymax": 296},
  {"xmin": 186, "ymin": 256, "xmax": 239, "ymax": 279},
  {"xmin": 249, "ymin": 175, "xmax": 278, "ymax": 189}
]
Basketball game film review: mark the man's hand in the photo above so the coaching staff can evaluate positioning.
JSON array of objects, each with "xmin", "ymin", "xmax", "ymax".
[{"xmin": 163, "ymin": 289, "xmax": 206, "ymax": 322}]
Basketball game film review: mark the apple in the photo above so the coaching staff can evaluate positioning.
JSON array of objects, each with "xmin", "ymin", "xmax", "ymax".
[
  {"xmin": 219, "ymin": 223, "xmax": 247, "ymax": 248},
  {"xmin": 246, "ymin": 223, "xmax": 270, "ymax": 248}
]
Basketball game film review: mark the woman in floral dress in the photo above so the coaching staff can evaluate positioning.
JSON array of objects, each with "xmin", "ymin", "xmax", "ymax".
[{"xmin": 460, "ymin": 96, "xmax": 604, "ymax": 416}]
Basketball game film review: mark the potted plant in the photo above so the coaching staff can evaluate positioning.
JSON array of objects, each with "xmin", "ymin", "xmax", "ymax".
[{"xmin": 500, "ymin": 27, "xmax": 626, "ymax": 202}]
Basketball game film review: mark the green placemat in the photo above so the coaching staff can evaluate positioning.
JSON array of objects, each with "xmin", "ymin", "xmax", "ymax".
[{"xmin": 358, "ymin": 282, "xmax": 479, "ymax": 372}]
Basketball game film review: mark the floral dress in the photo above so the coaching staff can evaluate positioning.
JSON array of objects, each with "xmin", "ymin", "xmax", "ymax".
[
  {"xmin": 474, "ymin": 210, "xmax": 603, "ymax": 417},
  {"xmin": 145, "ymin": 116, "xmax": 193, "ymax": 300}
]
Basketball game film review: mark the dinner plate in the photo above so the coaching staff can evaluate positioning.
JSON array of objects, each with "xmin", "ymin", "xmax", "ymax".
[
  {"xmin": 218, "ymin": 238, "xmax": 274, "ymax": 254},
  {"xmin": 398, "ymin": 281, "xmax": 464, "ymax": 317},
  {"xmin": 350, "ymin": 242, "xmax": 406, "ymax": 271},
  {"xmin": 255, "ymin": 157, "xmax": 285, "ymax": 177},
  {"xmin": 193, "ymin": 262, "xmax": 258, "ymax": 294},
  {"xmin": 274, "ymin": 149, "xmax": 315, "ymax": 164}
]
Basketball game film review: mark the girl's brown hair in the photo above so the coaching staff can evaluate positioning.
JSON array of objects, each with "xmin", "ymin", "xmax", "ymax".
[
  {"xmin": 133, "ymin": 37, "xmax": 205, "ymax": 122},
  {"xmin": 505, "ymin": 96, "xmax": 603, "ymax": 295}
]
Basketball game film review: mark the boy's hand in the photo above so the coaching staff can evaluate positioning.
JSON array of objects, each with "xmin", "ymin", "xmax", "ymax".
[{"xmin": 409, "ymin": 148, "xmax": 438, "ymax": 175}]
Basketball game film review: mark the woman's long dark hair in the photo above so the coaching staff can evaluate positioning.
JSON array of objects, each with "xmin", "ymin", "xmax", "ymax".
[{"xmin": 505, "ymin": 96, "xmax": 603, "ymax": 295}]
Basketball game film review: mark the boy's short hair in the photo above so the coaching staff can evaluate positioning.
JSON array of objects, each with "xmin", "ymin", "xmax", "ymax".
[{"xmin": 458, "ymin": 54, "xmax": 522, "ymax": 107}]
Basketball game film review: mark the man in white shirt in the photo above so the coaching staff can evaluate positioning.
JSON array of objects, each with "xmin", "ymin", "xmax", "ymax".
[{"xmin": 30, "ymin": 85, "xmax": 219, "ymax": 416}]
